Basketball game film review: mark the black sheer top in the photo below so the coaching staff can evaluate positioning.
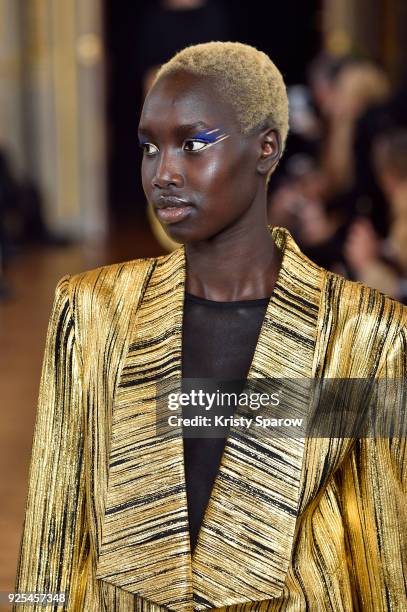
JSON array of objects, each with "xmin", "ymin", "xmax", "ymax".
[{"xmin": 181, "ymin": 291, "xmax": 270, "ymax": 552}]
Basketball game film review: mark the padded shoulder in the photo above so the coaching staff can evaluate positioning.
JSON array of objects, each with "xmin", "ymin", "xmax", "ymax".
[
  {"xmin": 69, "ymin": 256, "xmax": 154, "ymax": 293},
  {"xmin": 317, "ymin": 269, "xmax": 407, "ymax": 377},
  {"xmin": 326, "ymin": 269, "xmax": 407, "ymax": 325},
  {"xmin": 62, "ymin": 257, "xmax": 156, "ymax": 358}
]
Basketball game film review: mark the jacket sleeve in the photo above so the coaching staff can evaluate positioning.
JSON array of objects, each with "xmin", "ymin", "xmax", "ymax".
[
  {"xmin": 338, "ymin": 327, "xmax": 407, "ymax": 610},
  {"xmin": 14, "ymin": 275, "xmax": 89, "ymax": 610}
]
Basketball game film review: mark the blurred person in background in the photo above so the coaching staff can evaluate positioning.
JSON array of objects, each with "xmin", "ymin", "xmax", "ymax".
[
  {"xmin": 321, "ymin": 60, "xmax": 390, "ymax": 197},
  {"xmin": 345, "ymin": 129, "xmax": 407, "ymax": 301},
  {"xmin": 275, "ymin": 54, "xmax": 399, "ymax": 279},
  {"xmin": 308, "ymin": 53, "xmax": 350, "ymax": 120},
  {"xmin": 265, "ymin": 53, "xmax": 357, "ymax": 274},
  {"xmin": 351, "ymin": 71, "xmax": 407, "ymax": 236},
  {"xmin": 273, "ymin": 84, "xmax": 321, "ymax": 181},
  {"xmin": 307, "ymin": 55, "xmax": 394, "ymax": 239},
  {"xmin": 268, "ymin": 153, "xmax": 349, "ymax": 274}
]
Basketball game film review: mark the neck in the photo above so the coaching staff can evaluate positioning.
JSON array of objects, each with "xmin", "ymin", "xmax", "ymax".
[{"xmin": 184, "ymin": 210, "xmax": 282, "ymax": 301}]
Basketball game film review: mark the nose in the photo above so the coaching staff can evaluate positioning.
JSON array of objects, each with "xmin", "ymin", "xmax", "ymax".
[{"xmin": 152, "ymin": 149, "xmax": 184, "ymax": 190}]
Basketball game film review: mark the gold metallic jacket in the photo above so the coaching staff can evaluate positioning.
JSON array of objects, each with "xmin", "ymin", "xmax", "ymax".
[{"xmin": 15, "ymin": 228, "xmax": 407, "ymax": 611}]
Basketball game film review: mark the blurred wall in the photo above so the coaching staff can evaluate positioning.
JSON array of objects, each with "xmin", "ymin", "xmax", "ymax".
[
  {"xmin": 324, "ymin": 0, "xmax": 407, "ymax": 83},
  {"xmin": 0, "ymin": 0, "xmax": 24, "ymax": 175},
  {"xmin": 0, "ymin": 0, "xmax": 107, "ymax": 240}
]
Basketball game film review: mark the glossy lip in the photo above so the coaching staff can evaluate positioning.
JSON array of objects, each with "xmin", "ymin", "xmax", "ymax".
[
  {"xmin": 155, "ymin": 195, "xmax": 193, "ymax": 209},
  {"xmin": 155, "ymin": 203, "xmax": 194, "ymax": 225}
]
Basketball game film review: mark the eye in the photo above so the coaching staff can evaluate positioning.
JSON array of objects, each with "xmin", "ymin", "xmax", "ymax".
[
  {"xmin": 183, "ymin": 139, "xmax": 209, "ymax": 152},
  {"xmin": 139, "ymin": 142, "xmax": 159, "ymax": 156}
]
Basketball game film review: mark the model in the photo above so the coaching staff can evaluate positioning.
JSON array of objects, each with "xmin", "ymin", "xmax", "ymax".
[{"xmin": 14, "ymin": 42, "xmax": 406, "ymax": 611}]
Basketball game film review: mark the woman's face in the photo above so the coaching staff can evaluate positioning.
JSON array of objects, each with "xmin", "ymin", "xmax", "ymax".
[{"xmin": 138, "ymin": 70, "xmax": 268, "ymax": 244}]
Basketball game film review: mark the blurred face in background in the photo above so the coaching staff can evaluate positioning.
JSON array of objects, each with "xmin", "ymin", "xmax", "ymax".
[
  {"xmin": 373, "ymin": 133, "xmax": 407, "ymax": 200},
  {"xmin": 310, "ymin": 74, "xmax": 337, "ymax": 116}
]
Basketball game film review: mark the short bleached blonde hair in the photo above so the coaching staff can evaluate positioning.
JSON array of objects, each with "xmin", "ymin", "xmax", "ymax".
[{"xmin": 152, "ymin": 41, "xmax": 289, "ymax": 150}]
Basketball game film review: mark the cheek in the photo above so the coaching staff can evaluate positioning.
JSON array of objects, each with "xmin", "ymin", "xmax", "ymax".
[
  {"xmin": 141, "ymin": 159, "xmax": 152, "ymax": 195},
  {"xmin": 192, "ymin": 158, "xmax": 222, "ymax": 189},
  {"xmin": 199, "ymin": 152, "xmax": 257, "ymax": 210},
  {"xmin": 191, "ymin": 149, "xmax": 254, "ymax": 193}
]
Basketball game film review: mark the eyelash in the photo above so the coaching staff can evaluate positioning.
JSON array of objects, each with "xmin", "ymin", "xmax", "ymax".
[{"xmin": 139, "ymin": 139, "xmax": 210, "ymax": 156}]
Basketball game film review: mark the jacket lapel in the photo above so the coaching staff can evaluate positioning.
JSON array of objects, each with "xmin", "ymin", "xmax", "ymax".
[
  {"xmin": 95, "ymin": 247, "xmax": 194, "ymax": 610},
  {"xmin": 191, "ymin": 228, "xmax": 323, "ymax": 609},
  {"xmin": 95, "ymin": 228, "xmax": 323, "ymax": 611}
]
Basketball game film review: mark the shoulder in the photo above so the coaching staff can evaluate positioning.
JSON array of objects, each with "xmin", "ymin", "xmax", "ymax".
[
  {"xmin": 68, "ymin": 256, "xmax": 156, "ymax": 292},
  {"xmin": 318, "ymin": 268, "xmax": 407, "ymax": 374},
  {"xmin": 56, "ymin": 253, "xmax": 179, "ymax": 302},
  {"xmin": 50, "ymin": 255, "xmax": 167, "ymax": 319},
  {"xmin": 54, "ymin": 249, "xmax": 184, "ymax": 311},
  {"xmin": 289, "ymin": 233, "xmax": 407, "ymax": 336},
  {"xmin": 323, "ymin": 268, "xmax": 407, "ymax": 328},
  {"xmin": 51, "ymin": 254, "xmax": 174, "ymax": 351}
]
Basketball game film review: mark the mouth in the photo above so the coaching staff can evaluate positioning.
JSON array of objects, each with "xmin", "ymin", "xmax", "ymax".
[{"xmin": 153, "ymin": 195, "xmax": 194, "ymax": 225}]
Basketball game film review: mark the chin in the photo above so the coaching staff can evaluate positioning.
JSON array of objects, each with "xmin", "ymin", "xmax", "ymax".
[{"xmin": 163, "ymin": 224, "xmax": 204, "ymax": 244}]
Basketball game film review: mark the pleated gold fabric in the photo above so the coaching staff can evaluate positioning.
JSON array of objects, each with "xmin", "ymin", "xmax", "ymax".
[{"xmin": 14, "ymin": 227, "xmax": 407, "ymax": 611}]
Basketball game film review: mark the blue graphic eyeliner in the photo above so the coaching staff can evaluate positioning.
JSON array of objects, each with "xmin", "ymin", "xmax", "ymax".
[{"xmin": 191, "ymin": 127, "xmax": 228, "ymax": 143}]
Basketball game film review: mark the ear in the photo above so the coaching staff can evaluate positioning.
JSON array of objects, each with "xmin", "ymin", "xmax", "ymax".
[{"xmin": 256, "ymin": 128, "xmax": 281, "ymax": 177}]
